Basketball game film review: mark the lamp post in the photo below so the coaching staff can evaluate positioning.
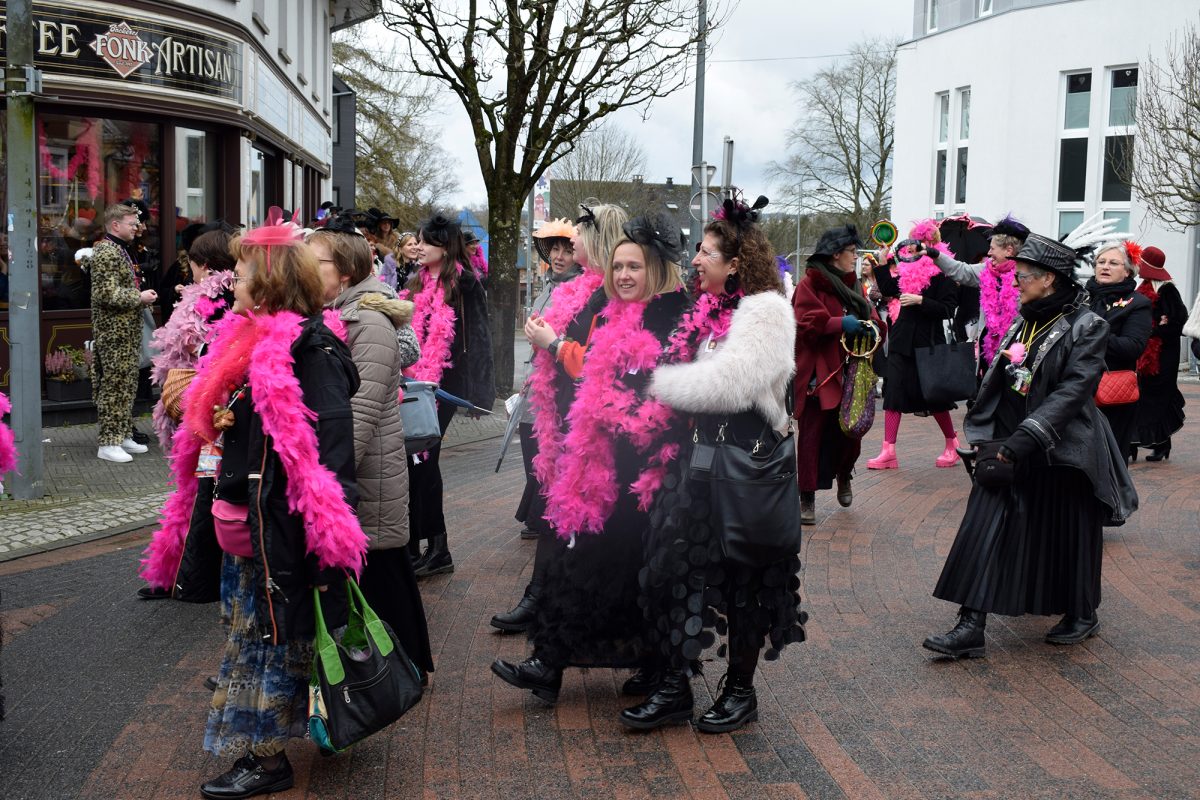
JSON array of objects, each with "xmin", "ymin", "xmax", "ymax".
[{"xmin": 688, "ymin": 0, "xmax": 707, "ymax": 253}]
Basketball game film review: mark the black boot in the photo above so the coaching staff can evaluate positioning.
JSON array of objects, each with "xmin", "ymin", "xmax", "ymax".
[
  {"xmin": 490, "ymin": 584, "xmax": 539, "ymax": 632},
  {"xmin": 619, "ymin": 669, "xmax": 693, "ymax": 730},
  {"xmin": 1045, "ymin": 613, "xmax": 1099, "ymax": 644},
  {"xmin": 200, "ymin": 753, "xmax": 293, "ymax": 799},
  {"xmin": 408, "ymin": 537, "xmax": 428, "ymax": 569},
  {"xmin": 414, "ymin": 534, "xmax": 453, "ymax": 577},
  {"xmin": 696, "ymin": 672, "xmax": 758, "ymax": 734},
  {"xmin": 621, "ymin": 665, "xmax": 663, "ymax": 696},
  {"xmin": 490, "ymin": 656, "xmax": 562, "ymax": 704},
  {"xmin": 922, "ymin": 607, "xmax": 986, "ymax": 659},
  {"xmin": 1145, "ymin": 439, "xmax": 1171, "ymax": 462},
  {"xmin": 800, "ymin": 492, "xmax": 816, "ymax": 526},
  {"xmin": 836, "ymin": 474, "xmax": 853, "ymax": 507}
]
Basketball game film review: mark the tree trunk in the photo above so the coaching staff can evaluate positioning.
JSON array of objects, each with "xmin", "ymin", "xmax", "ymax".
[{"xmin": 486, "ymin": 192, "xmax": 522, "ymax": 398}]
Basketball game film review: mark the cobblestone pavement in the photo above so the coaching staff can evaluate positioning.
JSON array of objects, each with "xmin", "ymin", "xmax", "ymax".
[{"xmin": 1, "ymin": 384, "xmax": 1198, "ymax": 799}]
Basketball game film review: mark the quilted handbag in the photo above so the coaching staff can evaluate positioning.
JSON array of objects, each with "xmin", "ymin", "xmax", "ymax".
[
  {"xmin": 1095, "ymin": 370, "xmax": 1139, "ymax": 407},
  {"xmin": 161, "ymin": 368, "xmax": 197, "ymax": 421},
  {"xmin": 839, "ymin": 323, "xmax": 881, "ymax": 439}
]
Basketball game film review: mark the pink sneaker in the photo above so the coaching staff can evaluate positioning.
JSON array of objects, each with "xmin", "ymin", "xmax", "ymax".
[
  {"xmin": 936, "ymin": 437, "xmax": 961, "ymax": 468},
  {"xmin": 866, "ymin": 441, "xmax": 898, "ymax": 470}
]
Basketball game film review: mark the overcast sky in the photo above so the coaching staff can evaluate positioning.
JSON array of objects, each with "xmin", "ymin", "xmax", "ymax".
[{"xmin": 371, "ymin": 1, "xmax": 915, "ymax": 208}]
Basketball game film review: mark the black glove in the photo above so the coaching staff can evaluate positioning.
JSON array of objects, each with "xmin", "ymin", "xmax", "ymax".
[{"xmin": 1002, "ymin": 426, "xmax": 1041, "ymax": 463}]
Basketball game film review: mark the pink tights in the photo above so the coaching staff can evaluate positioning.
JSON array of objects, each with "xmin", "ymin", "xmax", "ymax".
[{"xmin": 883, "ymin": 410, "xmax": 955, "ymax": 444}]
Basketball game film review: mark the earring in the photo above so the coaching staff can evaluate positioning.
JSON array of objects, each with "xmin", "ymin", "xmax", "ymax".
[{"xmin": 724, "ymin": 272, "xmax": 740, "ymax": 295}]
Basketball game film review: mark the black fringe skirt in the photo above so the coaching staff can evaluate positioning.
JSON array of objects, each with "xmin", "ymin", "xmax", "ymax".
[{"xmin": 932, "ymin": 460, "xmax": 1104, "ymax": 618}]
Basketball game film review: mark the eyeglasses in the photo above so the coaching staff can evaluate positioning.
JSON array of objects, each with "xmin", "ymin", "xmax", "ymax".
[
  {"xmin": 234, "ymin": 275, "xmax": 251, "ymax": 284},
  {"xmin": 1013, "ymin": 271, "xmax": 1043, "ymax": 284}
]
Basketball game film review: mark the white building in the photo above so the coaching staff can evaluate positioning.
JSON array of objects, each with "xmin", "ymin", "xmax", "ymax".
[{"xmin": 893, "ymin": 0, "xmax": 1199, "ymax": 303}]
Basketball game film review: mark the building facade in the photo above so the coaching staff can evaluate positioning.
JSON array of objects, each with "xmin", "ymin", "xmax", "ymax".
[
  {"xmin": 894, "ymin": 0, "xmax": 1198, "ymax": 307},
  {"xmin": 0, "ymin": 0, "xmax": 378, "ymax": 390}
]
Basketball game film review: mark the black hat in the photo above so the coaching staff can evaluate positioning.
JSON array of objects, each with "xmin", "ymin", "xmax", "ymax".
[
  {"xmin": 366, "ymin": 207, "xmax": 399, "ymax": 226},
  {"xmin": 122, "ymin": 198, "xmax": 150, "ymax": 223},
  {"xmin": 809, "ymin": 224, "xmax": 862, "ymax": 262},
  {"xmin": 463, "ymin": 229, "xmax": 480, "ymax": 245},
  {"xmin": 1014, "ymin": 232, "xmax": 1078, "ymax": 278}
]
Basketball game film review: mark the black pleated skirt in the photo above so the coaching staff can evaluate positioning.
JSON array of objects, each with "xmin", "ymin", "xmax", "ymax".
[
  {"xmin": 1134, "ymin": 384, "xmax": 1185, "ymax": 446},
  {"xmin": 359, "ymin": 548, "xmax": 436, "ymax": 675},
  {"xmin": 932, "ymin": 460, "xmax": 1104, "ymax": 618},
  {"xmin": 1100, "ymin": 403, "xmax": 1137, "ymax": 459}
]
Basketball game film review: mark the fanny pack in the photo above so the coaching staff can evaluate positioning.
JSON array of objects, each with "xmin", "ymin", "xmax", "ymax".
[{"xmin": 212, "ymin": 498, "xmax": 253, "ymax": 558}]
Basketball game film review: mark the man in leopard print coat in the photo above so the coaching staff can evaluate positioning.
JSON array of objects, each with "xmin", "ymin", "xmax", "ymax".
[{"xmin": 89, "ymin": 203, "xmax": 158, "ymax": 463}]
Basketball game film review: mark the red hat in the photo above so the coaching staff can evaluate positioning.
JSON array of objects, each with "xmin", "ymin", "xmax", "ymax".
[{"xmin": 1139, "ymin": 246, "xmax": 1171, "ymax": 281}]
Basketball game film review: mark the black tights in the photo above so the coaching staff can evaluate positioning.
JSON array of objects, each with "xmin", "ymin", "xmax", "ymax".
[{"xmin": 727, "ymin": 607, "xmax": 763, "ymax": 681}]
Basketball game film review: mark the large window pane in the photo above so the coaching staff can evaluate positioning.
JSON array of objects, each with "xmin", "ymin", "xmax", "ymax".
[
  {"xmin": 1058, "ymin": 138, "xmax": 1088, "ymax": 202},
  {"xmin": 938, "ymin": 94, "xmax": 949, "ymax": 143},
  {"xmin": 176, "ymin": 128, "xmax": 215, "ymax": 228},
  {"xmin": 1109, "ymin": 68, "xmax": 1138, "ymax": 127},
  {"xmin": 955, "ymin": 147, "xmax": 969, "ymax": 204},
  {"xmin": 36, "ymin": 115, "xmax": 160, "ymax": 310},
  {"xmin": 1103, "ymin": 135, "xmax": 1133, "ymax": 202},
  {"xmin": 1102, "ymin": 211, "xmax": 1130, "ymax": 233},
  {"xmin": 1065, "ymin": 73, "xmax": 1091, "ymax": 129},
  {"xmin": 1058, "ymin": 211, "xmax": 1084, "ymax": 239},
  {"xmin": 935, "ymin": 150, "xmax": 947, "ymax": 205},
  {"xmin": 959, "ymin": 89, "xmax": 971, "ymax": 140}
]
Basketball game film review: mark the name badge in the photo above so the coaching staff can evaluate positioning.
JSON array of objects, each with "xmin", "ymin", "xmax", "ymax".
[{"xmin": 196, "ymin": 438, "xmax": 224, "ymax": 478}]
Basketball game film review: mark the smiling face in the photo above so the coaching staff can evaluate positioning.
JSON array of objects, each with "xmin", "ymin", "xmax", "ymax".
[
  {"xmin": 610, "ymin": 242, "xmax": 648, "ymax": 302},
  {"xmin": 232, "ymin": 258, "xmax": 254, "ymax": 313},
  {"xmin": 1013, "ymin": 262, "xmax": 1055, "ymax": 304},
  {"xmin": 400, "ymin": 236, "xmax": 420, "ymax": 262},
  {"xmin": 988, "ymin": 238, "xmax": 1018, "ymax": 265},
  {"xmin": 1093, "ymin": 246, "xmax": 1130, "ymax": 285},
  {"xmin": 692, "ymin": 233, "xmax": 736, "ymax": 295}
]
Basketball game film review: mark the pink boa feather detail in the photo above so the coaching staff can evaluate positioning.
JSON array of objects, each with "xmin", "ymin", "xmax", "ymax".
[
  {"xmin": 400, "ymin": 269, "xmax": 456, "ymax": 383},
  {"xmin": 0, "ymin": 391, "xmax": 17, "ymax": 479},
  {"xmin": 888, "ymin": 242, "xmax": 951, "ymax": 322},
  {"xmin": 140, "ymin": 310, "xmax": 367, "ymax": 590},
  {"xmin": 979, "ymin": 258, "xmax": 1020, "ymax": 365}
]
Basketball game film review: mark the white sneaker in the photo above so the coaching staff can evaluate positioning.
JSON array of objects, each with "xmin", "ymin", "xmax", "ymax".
[
  {"xmin": 120, "ymin": 438, "xmax": 149, "ymax": 454},
  {"xmin": 98, "ymin": 445, "xmax": 133, "ymax": 463}
]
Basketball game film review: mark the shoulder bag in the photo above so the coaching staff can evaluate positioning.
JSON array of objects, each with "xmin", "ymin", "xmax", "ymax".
[
  {"xmin": 1095, "ymin": 370, "xmax": 1139, "ymax": 407},
  {"xmin": 689, "ymin": 417, "xmax": 801, "ymax": 567},
  {"xmin": 398, "ymin": 378, "xmax": 442, "ymax": 452},
  {"xmin": 915, "ymin": 321, "xmax": 976, "ymax": 406},
  {"xmin": 839, "ymin": 322, "xmax": 881, "ymax": 439}
]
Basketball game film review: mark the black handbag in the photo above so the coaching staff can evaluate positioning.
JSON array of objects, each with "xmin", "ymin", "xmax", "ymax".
[
  {"xmin": 915, "ymin": 323, "xmax": 976, "ymax": 406},
  {"xmin": 969, "ymin": 439, "xmax": 1014, "ymax": 489},
  {"xmin": 308, "ymin": 580, "xmax": 423, "ymax": 753},
  {"xmin": 689, "ymin": 418, "xmax": 802, "ymax": 567}
]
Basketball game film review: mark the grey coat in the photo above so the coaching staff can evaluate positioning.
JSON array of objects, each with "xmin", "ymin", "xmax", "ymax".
[
  {"xmin": 332, "ymin": 276, "xmax": 416, "ymax": 549},
  {"xmin": 965, "ymin": 305, "xmax": 1138, "ymax": 525}
]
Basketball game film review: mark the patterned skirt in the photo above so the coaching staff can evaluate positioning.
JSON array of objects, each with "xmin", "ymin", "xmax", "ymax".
[{"xmin": 203, "ymin": 554, "xmax": 313, "ymax": 758}]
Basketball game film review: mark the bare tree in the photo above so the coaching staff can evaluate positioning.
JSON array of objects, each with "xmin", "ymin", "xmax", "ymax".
[
  {"xmin": 333, "ymin": 38, "xmax": 459, "ymax": 231},
  {"xmin": 1127, "ymin": 19, "xmax": 1200, "ymax": 230},
  {"xmin": 550, "ymin": 123, "xmax": 648, "ymax": 218},
  {"xmin": 770, "ymin": 39, "xmax": 898, "ymax": 236},
  {"xmin": 381, "ymin": 0, "xmax": 724, "ymax": 395}
]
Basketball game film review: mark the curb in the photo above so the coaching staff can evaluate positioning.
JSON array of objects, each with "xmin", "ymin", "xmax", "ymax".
[{"xmin": 0, "ymin": 518, "xmax": 157, "ymax": 564}]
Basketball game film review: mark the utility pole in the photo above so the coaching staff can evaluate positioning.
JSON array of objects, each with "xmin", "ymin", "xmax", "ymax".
[
  {"xmin": 5, "ymin": 0, "xmax": 45, "ymax": 498},
  {"xmin": 795, "ymin": 184, "xmax": 803, "ymax": 277},
  {"xmin": 689, "ymin": 0, "xmax": 706, "ymax": 251}
]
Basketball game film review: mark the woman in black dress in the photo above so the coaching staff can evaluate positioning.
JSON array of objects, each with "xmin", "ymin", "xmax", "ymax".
[
  {"xmin": 1132, "ymin": 246, "xmax": 1186, "ymax": 461},
  {"xmin": 1086, "ymin": 243, "xmax": 1152, "ymax": 462},
  {"xmin": 924, "ymin": 232, "xmax": 1137, "ymax": 658}
]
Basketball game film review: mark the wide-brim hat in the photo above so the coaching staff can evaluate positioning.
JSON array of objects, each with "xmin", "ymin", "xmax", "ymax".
[
  {"xmin": 1014, "ymin": 232, "xmax": 1078, "ymax": 278},
  {"xmin": 809, "ymin": 224, "xmax": 862, "ymax": 262},
  {"xmin": 368, "ymin": 207, "xmax": 399, "ymax": 225},
  {"xmin": 533, "ymin": 218, "xmax": 576, "ymax": 263},
  {"xmin": 1138, "ymin": 245, "xmax": 1170, "ymax": 281}
]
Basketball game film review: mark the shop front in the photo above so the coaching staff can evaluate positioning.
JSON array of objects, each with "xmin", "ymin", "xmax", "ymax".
[{"xmin": 0, "ymin": 0, "xmax": 341, "ymax": 396}]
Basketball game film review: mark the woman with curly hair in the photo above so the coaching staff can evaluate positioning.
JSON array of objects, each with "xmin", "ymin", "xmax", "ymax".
[{"xmin": 619, "ymin": 198, "xmax": 806, "ymax": 734}]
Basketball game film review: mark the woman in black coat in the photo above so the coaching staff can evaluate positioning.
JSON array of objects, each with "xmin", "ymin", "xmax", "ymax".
[
  {"xmin": 1087, "ymin": 244, "xmax": 1152, "ymax": 462},
  {"xmin": 1132, "ymin": 246, "xmax": 1187, "ymax": 461},
  {"xmin": 924, "ymin": 232, "xmax": 1137, "ymax": 659}
]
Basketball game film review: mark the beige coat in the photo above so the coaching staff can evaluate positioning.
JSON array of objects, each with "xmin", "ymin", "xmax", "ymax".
[{"xmin": 332, "ymin": 276, "xmax": 415, "ymax": 549}]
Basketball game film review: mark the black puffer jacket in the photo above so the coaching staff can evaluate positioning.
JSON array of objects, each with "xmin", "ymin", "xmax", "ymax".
[
  {"xmin": 441, "ymin": 270, "xmax": 497, "ymax": 412},
  {"xmin": 965, "ymin": 304, "xmax": 1138, "ymax": 525}
]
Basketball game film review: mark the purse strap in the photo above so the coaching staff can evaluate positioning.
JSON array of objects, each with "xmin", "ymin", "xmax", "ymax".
[{"xmin": 312, "ymin": 578, "xmax": 394, "ymax": 686}]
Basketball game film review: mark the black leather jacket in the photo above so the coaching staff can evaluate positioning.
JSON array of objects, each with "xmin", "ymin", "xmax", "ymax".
[{"xmin": 965, "ymin": 306, "xmax": 1138, "ymax": 525}]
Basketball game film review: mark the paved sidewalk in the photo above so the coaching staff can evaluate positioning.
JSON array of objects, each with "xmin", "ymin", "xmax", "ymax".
[{"xmin": 1, "ymin": 385, "xmax": 1198, "ymax": 799}]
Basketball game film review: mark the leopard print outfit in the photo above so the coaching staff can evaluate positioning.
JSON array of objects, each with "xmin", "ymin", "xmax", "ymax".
[{"xmin": 90, "ymin": 237, "xmax": 143, "ymax": 447}]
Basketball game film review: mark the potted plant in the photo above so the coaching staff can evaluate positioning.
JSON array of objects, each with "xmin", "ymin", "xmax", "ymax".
[{"xmin": 45, "ymin": 346, "xmax": 92, "ymax": 402}]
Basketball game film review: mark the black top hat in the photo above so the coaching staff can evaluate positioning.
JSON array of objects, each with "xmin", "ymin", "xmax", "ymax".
[
  {"xmin": 809, "ymin": 224, "xmax": 862, "ymax": 262},
  {"xmin": 1014, "ymin": 232, "xmax": 1078, "ymax": 277}
]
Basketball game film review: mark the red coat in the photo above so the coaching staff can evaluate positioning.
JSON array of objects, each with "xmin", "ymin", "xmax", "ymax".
[{"xmin": 792, "ymin": 267, "xmax": 884, "ymax": 411}]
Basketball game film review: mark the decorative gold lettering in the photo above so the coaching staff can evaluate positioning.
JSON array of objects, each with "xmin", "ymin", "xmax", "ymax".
[
  {"xmin": 37, "ymin": 19, "xmax": 58, "ymax": 55},
  {"xmin": 60, "ymin": 23, "xmax": 81, "ymax": 58}
]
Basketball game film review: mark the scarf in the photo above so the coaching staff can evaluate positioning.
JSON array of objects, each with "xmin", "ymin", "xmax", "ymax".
[
  {"xmin": 1086, "ymin": 276, "xmax": 1137, "ymax": 307},
  {"xmin": 401, "ymin": 268, "xmax": 457, "ymax": 384},
  {"xmin": 0, "ymin": 392, "xmax": 16, "ymax": 482},
  {"xmin": 978, "ymin": 258, "xmax": 1021, "ymax": 365},
  {"xmin": 139, "ymin": 310, "xmax": 367, "ymax": 590},
  {"xmin": 529, "ymin": 269, "xmax": 605, "ymax": 488},
  {"xmin": 888, "ymin": 243, "xmax": 950, "ymax": 321},
  {"xmin": 1019, "ymin": 284, "xmax": 1082, "ymax": 324},
  {"xmin": 809, "ymin": 261, "xmax": 871, "ymax": 320},
  {"xmin": 543, "ymin": 296, "xmax": 680, "ymax": 538},
  {"xmin": 1136, "ymin": 280, "xmax": 1162, "ymax": 376}
]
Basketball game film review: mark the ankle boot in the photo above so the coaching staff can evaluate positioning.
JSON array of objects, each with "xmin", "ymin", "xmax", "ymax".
[
  {"xmin": 621, "ymin": 665, "xmax": 663, "ymax": 696},
  {"xmin": 408, "ymin": 537, "xmax": 427, "ymax": 568},
  {"xmin": 619, "ymin": 669, "xmax": 693, "ymax": 730},
  {"xmin": 414, "ymin": 534, "xmax": 453, "ymax": 577},
  {"xmin": 800, "ymin": 492, "xmax": 816, "ymax": 526},
  {"xmin": 936, "ymin": 436, "xmax": 961, "ymax": 468},
  {"xmin": 1145, "ymin": 439, "xmax": 1171, "ymax": 462},
  {"xmin": 922, "ymin": 607, "xmax": 986, "ymax": 658},
  {"xmin": 836, "ymin": 473, "xmax": 853, "ymax": 507},
  {"xmin": 867, "ymin": 441, "xmax": 898, "ymax": 470},
  {"xmin": 490, "ymin": 585, "xmax": 539, "ymax": 632},
  {"xmin": 696, "ymin": 672, "xmax": 758, "ymax": 734},
  {"xmin": 490, "ymin": 656, "xmax": 562, "ymax": 704}
]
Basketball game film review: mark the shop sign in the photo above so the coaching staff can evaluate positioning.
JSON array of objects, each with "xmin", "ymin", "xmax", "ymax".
[{"xmin": 0, "ymin": 1, "xmax": 242, "ymax": 102}]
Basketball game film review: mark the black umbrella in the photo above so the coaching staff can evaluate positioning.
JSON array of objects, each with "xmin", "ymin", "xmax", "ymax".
[{"xmin": 939, "ymin": 214, "xmax": 993, "ymax": 264}]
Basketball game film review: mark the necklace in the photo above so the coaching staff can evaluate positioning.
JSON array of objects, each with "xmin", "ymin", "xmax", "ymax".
[{"xmin": 1018, "ymin": 313, "xmax": 1064, "ymax": 348}]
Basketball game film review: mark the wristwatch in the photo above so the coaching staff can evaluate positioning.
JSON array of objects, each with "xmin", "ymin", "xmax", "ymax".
[{"xmin": 547, "ymin": 336, "xmax": 564, "ymax": 358}]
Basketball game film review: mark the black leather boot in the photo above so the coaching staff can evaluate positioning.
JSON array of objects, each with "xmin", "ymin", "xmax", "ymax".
[
  {"xmin": 200, "ymin": 753, "xmax": 293, "ymax": 799},
  {"xmin": 836, "ymin": 474, "xmax": 853, "ymax": 507},
  {"xmin": 490, "ymin": 656, "xmax": 562, "ymax": 703},
  {"xmin": 490, "ymin": 585, "xmax": 539, "ymax": 632},
  {"xmin": 1145, "ymin": 439, "xmax": 1171, "ymax": 462},
  {"xmin": 621, "ymin": 665, "xmax": 663, "ymax": 696},
  {"xmin": 414, "ymin": 534, "xmax": 453, "ymax": 577},
  {"xmin": 696, "ymin": 672, "xmax": 758, "ymax": 734},
  {"xmin": 1045, "ymin": 613, "xmax": 1099, "ymax": 644},
  {"xmin": 619, "ymin": 669, "xmax": 693, "ymax": 730},
  {"xmin": 922, "ymin": 607, "xmax": 986, "ymax": 658},
  {"xmin": 800, "ymin": 492, "xmax": 816, "ymax": 526}
]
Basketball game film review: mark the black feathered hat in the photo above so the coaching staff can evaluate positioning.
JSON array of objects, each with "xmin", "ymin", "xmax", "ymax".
[
  {"xmin": 623, "ymin": 213, "xmax": 684, "ymax": 265},
  {"xmin": 809, "ymin": 225, "xmax": 863, "ymax": 262},
  {"xmin": 1014, "ymin": 231, "xmax": 1078, "ymax": 278}
]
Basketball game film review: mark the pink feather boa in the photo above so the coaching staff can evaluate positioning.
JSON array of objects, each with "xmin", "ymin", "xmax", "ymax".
[
  {"xmin": 0, "ymin": 391, "xmax": 17, "ymax": 480},
  {"xmin": 400, "ymin": 268, "xmax": 456, "ymax": 384},
  {"xmin": 529, "ymin": 270, "xmax": 605, "ymax": 488},
  {"xmin": 979, "ymin": 258, "xmax": 1020, "ymax": 365},
  {"xmin": 140, "ymin": 309, "xmax": 364, "ymax": 590},
  {"xmin": 543, "ymin": 296, "xmax": 681, "ymax": 538},
  {"xmin": 888, "ymin": 242, "xmax": 951, "ymax": 322}
]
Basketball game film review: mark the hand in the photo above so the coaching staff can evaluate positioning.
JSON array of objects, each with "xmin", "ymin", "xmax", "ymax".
[
  {"xmin": 139, "ymin": 289, "xmax": 158, "ymax": 305},
  {"xmin": 898, "ymin": 293, "xmax": 923, "ymax": 307},
  {"xmin": 174, "ymin": 284, "xmax": 185, "ymax": 296},
  {"xmin": 841, "ymin": 316, "xmax": 866, "ymax": 335},
  {"xmin": 996, "ymin": 451, "xmax": 1012, "ymax": 464},
  {"xmin": 524, "ymin": 316, "xmax": 559, "ymax": 349},
  {"xmin": 1161, "ymin": 315, "xmax": 1169, "ymax": 326}
]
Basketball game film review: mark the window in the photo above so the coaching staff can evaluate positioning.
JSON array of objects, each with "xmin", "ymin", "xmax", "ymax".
[
  {"xmin": 1064, "ymin": 72, "xmax": 1091, "ymax": 129},
  {"xmin": 937, "ymin": 93, "xmax": 949, "ymax": 143},
  {"xmin": 978, "ymin": 0, "xmax": 993, "ymax": 16},
  {"xmin": 959, "ymin": 89, "xmax": 971, "ymax": 139},
  {"xmin": 955, "ymin": 147, "xmax": 969, "ymax": 205},
  {"xmin": 933, "ymin": 92, "xmax": 949, "ymax": 208},
  {"xmin": 1102, "ymin": 134, "xmax": 1133, "ymax": 202},
  {"xmin": 1058, "ymin": 211, "xmax": 1085, "ymax": 239},
  {"xmin": 1058, "ymin": 139, "xmax": 1088, "ymax": 202},
  {"xmin": 1108, "ymin": 68, "xmax": 1138, "ymax": 127},
  {"xmin": 935, "ymin": 151, "xmax": 947, "ymax": 205},
  {"xmin": 176, "ymin": 128, "xmax": 215, "ymax": 225},
  {"xmin": 953, "ymin": 88, "xmax": 970, "ymax": 206},
  {"xmin": 1103, "ymin": 211, "xmax": 1130, "ymax": 233},
  {"xmin": 926, "ymin": 0, "xmax": 939, "ymax": 33}
]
